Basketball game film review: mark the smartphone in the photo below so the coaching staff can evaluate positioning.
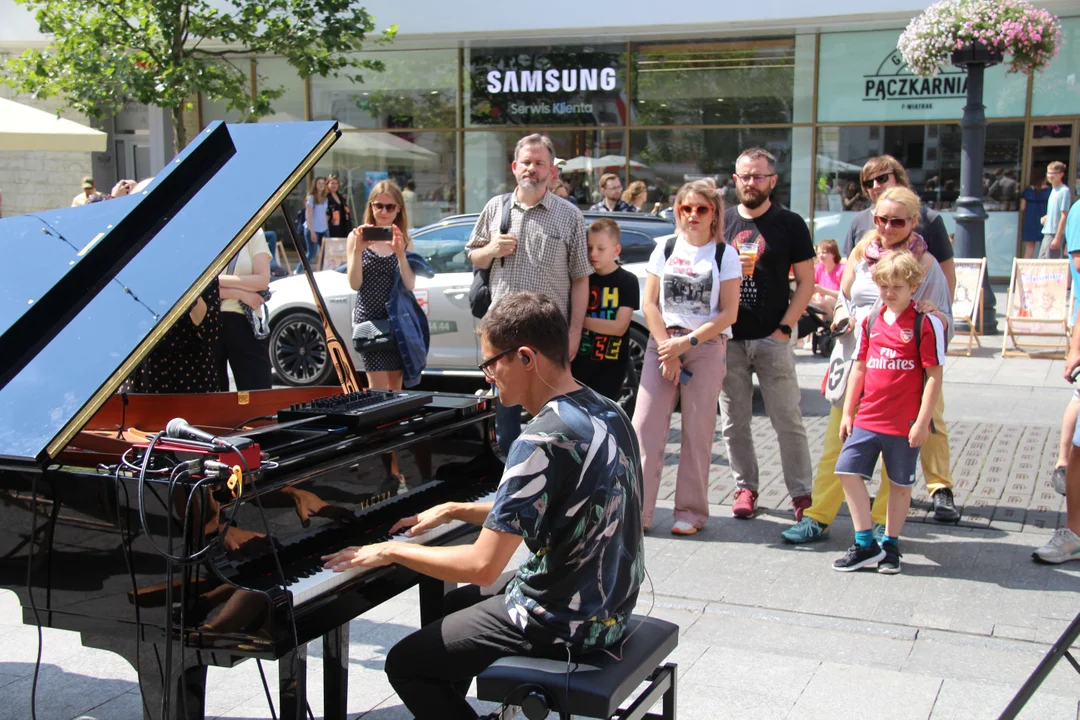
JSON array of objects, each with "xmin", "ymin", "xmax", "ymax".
[
  {"xmin": 362, "ymin": 226, "xmax": 393, "ymax": 242},
  {"xmin": 679, "ymin": 368, "xmax": 693, "ymax": 385}
]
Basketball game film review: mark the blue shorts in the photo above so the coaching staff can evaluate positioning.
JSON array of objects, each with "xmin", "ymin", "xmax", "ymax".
[{"xmin": 836, "ymin": 427, "xmax": 920, "ymax": 487}]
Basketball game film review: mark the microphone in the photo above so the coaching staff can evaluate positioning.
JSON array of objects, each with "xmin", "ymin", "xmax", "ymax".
[{"xmin": 164, "ymin": 418, "xmax": 252, "ymax": 450}]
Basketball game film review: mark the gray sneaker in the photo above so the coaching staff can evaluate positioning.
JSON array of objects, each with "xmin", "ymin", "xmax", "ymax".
[
  {"xmin": 1051, "ymin": 466, "xmax": 1067, "ymax": 495},
  {"xmin": 1033, "ymin": 528, "xmax": 1080, "ymax": 564}
]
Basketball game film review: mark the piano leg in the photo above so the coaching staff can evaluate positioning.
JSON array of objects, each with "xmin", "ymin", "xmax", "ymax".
[
  {"xmin": 278, "ymin": 645, "xmax": 308, "ymax": 720},
  {"xmin": 323, "ymin": 624, "xmax": 350, "ymax": 720},
  {"xmin": 419, "ymin": 576, "xmax": 457, "ymax": 626}
]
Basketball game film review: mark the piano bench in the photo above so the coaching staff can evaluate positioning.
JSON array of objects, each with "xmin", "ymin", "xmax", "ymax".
[{"xmin": 475, "ymin": 615, "xmax": 678, "ymax": 720}]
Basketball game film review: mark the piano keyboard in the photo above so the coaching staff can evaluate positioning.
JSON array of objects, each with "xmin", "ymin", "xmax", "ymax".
[{"xmin": 287, "ymin": 490, "xmax": 498, "ymax": 607}]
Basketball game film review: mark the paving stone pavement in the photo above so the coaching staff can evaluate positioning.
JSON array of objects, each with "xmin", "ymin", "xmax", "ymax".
[{"xmin": 2, "ymin": 351, "xmax": 1080, "ymax": 719}]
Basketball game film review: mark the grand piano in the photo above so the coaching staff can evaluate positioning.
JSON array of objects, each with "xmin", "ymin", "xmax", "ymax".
[{"xmin": 0, "ymin": 121, "xmax": 502, "ymax": 719}]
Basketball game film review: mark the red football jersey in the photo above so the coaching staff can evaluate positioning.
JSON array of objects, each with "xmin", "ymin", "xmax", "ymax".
[{"xmin": 853, "ymin": 304, "xmax": 945, "ymax": 437}]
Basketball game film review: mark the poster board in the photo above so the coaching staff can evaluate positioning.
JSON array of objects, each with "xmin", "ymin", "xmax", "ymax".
[
  {"xmin": 319, "ymin": 237, "xmax": 348, "ymax": 271},
  {"xmin": 948, "ymin": 258, "xmax": 985, "ymax": 356},
  {"xmin": 1001, "ymin": 258, "xmax": 1071, "ymax": 357}
]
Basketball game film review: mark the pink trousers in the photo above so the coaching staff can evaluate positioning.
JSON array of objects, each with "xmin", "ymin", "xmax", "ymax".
[{"xmin": 632, "ymin": 333, "xmax": 728, "ymax": 529}]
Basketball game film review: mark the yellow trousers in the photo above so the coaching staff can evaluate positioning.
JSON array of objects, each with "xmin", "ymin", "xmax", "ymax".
[{"xmin": 805, "ymin": 393, "xmax": 952, "ymax": 527}]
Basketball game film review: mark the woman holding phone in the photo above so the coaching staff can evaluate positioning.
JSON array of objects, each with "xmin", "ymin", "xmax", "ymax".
[
  {"xmin": 633, "ymin": 179, "xmax": 742, "ymax": 536},
  {"xmin": 346, "ymin": 180, "xmax": 423, "ymax": 488}
]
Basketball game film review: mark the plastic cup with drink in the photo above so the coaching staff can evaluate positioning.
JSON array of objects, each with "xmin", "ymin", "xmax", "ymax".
[{"xmin": 738, "ymin": 242, "xmax": 758, "ymax": 276}]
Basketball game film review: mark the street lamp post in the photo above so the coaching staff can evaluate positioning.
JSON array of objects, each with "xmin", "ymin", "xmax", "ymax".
[{"xmin": 951, "ymin": 42, "xmax": 1002, "ymax": 334}]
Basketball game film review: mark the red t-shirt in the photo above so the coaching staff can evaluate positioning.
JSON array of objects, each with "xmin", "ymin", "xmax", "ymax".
[{"xmin": 853, "ymin": 304, "xmax": 945, "ymax": 437}]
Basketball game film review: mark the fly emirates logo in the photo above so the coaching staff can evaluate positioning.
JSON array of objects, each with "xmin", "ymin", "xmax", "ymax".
[{"xmin": 866, "ymin": 346, "xmax": 916, "ymax": 371}]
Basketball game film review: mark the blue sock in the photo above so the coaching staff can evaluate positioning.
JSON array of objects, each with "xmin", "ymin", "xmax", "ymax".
[
  {"xmin": 855, "ymin": 529, "xmax": 874, "ymax": 548},
  {"xmin": 883, "ymin": 535, "xmax": 899, "ymax": 547}
]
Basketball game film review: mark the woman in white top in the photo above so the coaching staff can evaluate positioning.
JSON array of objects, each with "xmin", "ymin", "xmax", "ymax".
[
  {"xmin": 633, "ymin": 180, "xmax": 742, "ymax": 535},
  {"xmin": 297, "ymin": 176, "xmax": 329, "ymax": 272},
  {"xmin": 217, "ymin": 229, "xmax": 273, "ymax": 389}
]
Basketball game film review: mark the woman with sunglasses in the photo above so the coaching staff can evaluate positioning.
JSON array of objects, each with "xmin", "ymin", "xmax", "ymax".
[
  {"xmin": 346, "ymin": 180, "xmax": 429, "ymax": 490},
  {"xmin": 782, "ymin": 186, "xmax": 954, "ymax": 548},
  {"xmin": 633, "ymin": 180, "xmax": 742, "ymax": 536}
]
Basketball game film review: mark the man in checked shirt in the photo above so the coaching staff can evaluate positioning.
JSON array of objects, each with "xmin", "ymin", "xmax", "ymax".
[{"xmin": 467, "ymin": 133, "xmax": 591, "ymax": 456}]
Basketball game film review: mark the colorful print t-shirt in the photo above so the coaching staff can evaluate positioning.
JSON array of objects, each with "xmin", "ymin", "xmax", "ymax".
[{"xmin": 484, "ymin": 387, "xmax": 644, "ymax": 650}]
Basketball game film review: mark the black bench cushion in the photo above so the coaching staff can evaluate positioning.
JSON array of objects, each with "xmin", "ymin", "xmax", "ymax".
[{"xmin": 476, "ymin": 615, "xmax": 678, "ymax": 718}]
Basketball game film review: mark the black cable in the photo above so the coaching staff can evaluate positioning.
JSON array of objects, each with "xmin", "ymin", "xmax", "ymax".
[
  {"xmin": 228, "ymin": 415, "xmax": 276, "ymax": 434},
  {"xmin": 27, "ymin": 472, "xmax": 42, "ymax": 720}
]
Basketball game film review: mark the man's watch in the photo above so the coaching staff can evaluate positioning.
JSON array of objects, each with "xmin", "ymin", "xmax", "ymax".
[
  {"xmin": 688, "ymin": 334, "xmax": 699, "ymax": 347},
  {"xmin": 778, "ymin": 324, "xmax": 793, "ymax": 337}
]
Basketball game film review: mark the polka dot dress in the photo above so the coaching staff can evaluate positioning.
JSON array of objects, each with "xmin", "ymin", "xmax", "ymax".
[
  {"xmin": 122, "ymin": 280, "xmax": 224, "ymax": 393},
  {"xmin": 353, "ymin": 248, "xmax": 403, "ymax": 372}
]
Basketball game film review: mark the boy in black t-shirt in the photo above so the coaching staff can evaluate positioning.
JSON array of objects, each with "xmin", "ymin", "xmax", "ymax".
[{"xmin": 572, "ymin": 218, "xmax": 641, "ymax": 401}]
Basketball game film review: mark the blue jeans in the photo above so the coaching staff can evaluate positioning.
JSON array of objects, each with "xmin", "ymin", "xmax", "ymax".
[
  {"xmin": 296, "ymin": 229, "xmax": 326, "ymax": 272},
  {"xmin": 495, "ymin": 394, "xmax": 522, "ymax": 459}
]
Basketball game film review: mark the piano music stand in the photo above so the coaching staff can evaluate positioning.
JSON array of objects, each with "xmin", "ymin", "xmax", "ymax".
[{"xmin": 998, "ymin": 609, "xmax": 1080, "ymax": 719}]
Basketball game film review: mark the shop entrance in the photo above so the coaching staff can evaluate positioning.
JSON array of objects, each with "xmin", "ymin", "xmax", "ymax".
[{"xmin": 1025, "ymin": 121, "xmax": 1078, "ymax": 192}]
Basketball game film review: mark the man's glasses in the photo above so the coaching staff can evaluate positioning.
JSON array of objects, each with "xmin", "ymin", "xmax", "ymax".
[
  {"xmin": 478, "ymin": 348, "xmax": 517, "ymax": 379},
  {"xmin": 862, "ymin": 172, "xmax": 893, "ymax": 190},
  {"xmin": 734, "ymin": 173, "xmax": 776, "ymax": 185},
  {"xmin": 371, "ymin": 202, "xmax": 398, "ymax": 213},
  {"xmin": 873, "ymin": 215, "xmax": 911, "ymax": 229},
  {"xmin": 678, "ymin": 204, "xmax": 712, "ymax": 217}
]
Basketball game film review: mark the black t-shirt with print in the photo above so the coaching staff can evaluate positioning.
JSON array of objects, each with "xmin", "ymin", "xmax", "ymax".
[
  {"xmin": 572, "ymin": 267, "xmax": 640, "ymax": 398},
  {"xmin": 723, "ymin": 203, "xmax": 815, "ymax": 340},
  {"xmin": 326, "ymin": 192, "xmax": 353, "ymax": 237}
]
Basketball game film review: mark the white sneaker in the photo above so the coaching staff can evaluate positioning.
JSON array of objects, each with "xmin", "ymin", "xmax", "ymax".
[
  {"xmin": 671, "ymin": 521, "xmax": 698, "ymax": 536},
  {"xmin": 1033, "ymin": 528, "xmax": 1080, "ymax": 564}
]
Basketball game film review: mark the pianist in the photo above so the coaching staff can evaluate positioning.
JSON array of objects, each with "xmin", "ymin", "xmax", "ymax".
[{"xmin": 322, "ymin": 291, "xmax": 644, "ymax": 719}]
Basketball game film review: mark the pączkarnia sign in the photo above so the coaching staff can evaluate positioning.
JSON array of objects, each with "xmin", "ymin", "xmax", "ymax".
[
  {"xmin": 863, "ymin": 50, "xmax": 967, "ymax": 112},
  {"xmin": 468, "ymin": 47, "xmax": 625, "ymax": 126}
]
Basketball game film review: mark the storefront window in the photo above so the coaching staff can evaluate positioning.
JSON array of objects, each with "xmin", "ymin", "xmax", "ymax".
[
  {"xmin": 463, "ymin": 130, "xmax": 624, "ymax": 212},
  {"xmin": 310, "ymin": 49, "xmax": 458, "ymax": 130},
  {"xmin": 817, "ymin": 30, "xmax": 1027, "ymax": 123},
  {"xmin": 465, "ymin": 45, "xmax": 626, "ymax": 127},
  {"xmin": 254, "ymin": 58, "xmax": 307, "ymax": 122},
  {"xmin": 313, "ymin": 131, "xmax": 457, "ymax": 228},
  {"xmin": 1032, "ymin": 17, "xmax": 1080, "ymax": 117},
  {"xmin": 628, "ymin": 128, "xmax": 793, "ymax": 214},
  {"xmin": 632, "ymin": 40, "xmax": 795, "ymax": 126},
  {"xmin": 200, "ymin": 60, "xmax": 253, "ymax": 124},
  {"xmin": 814, "ymin": 123, "xmax": 1024, "ymax": 277}
]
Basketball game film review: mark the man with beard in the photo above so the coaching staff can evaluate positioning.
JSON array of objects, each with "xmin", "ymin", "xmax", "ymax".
[
  {"xmin": 720, "ymin": 147, "xmax": 816, "ymax": 520},
  {"xmin": 467, "ymin": 134, "xmax": 591, "ymax": 455}
]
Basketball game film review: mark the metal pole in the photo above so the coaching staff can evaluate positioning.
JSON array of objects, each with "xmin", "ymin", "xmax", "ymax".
[
  {"xmin": 998, "ymin": 609, "xmax": 1080, "ymax": 719},
  {"xmin": 953, "ymin": 60, "xmax": 999, "ymax": 334}
]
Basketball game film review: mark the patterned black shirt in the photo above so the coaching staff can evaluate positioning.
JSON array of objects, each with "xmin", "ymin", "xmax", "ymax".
[
  {"xmin": 484, "ymin": 387, "xmax": 644, "ymax": 650},
  {"xmin": 589, "ymin": 199, "xmax": 638, "ymax": 213}
]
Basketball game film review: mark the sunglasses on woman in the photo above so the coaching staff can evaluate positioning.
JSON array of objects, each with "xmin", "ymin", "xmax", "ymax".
[
  {"xmin": 861, "ymin": 172, "xmax": 893, "ymax": 190},
  {"xmin": 678, "ymin": 204, "xmax": 712, "ymax": 217},
  {"xmin": 873, "ymin": 215, "xmax": 911, "ymax": 229},
  {"xmin": 371, "ymin": 202, "xmax": 398, "ymax": 213}
]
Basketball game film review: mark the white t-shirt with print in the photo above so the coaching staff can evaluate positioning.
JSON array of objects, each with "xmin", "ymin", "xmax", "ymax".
[{"xmin": 646, "ymin": 236, "xmax": 741, "ymax": 336}]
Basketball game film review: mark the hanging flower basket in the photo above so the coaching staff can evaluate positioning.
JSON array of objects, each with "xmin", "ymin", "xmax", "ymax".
[{"xmin": 898, "ymin": 0, "xmax": 1062, "ymax": 78}]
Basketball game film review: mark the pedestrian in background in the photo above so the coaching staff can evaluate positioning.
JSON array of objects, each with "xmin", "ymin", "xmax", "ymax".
[
  {"xmin": 72, "ymin": 176, "xmax": 105, "ymax": 206},
  {"xmin": 298, "ymin": 176, "xmax": 329, "ymax": 271},
  {"xmin": 571, "ymin": 218, "xmax": 640, "ymax": 402},
  {"xmin": 466, "ymin": 133, "xmax": 591, "ymax": 456},
  {"xmin": 326, "ymin": 173, "xmax": 353, "ymax": 239},
  {"xmin": 1040, "ymin": 161, "xmax": 1072, "ymax": 259},
  {"xmin": 635, "ymin": 180, "xmax": 741, "ymax": 536},
  {"xmin": 590, "ymin": 173, "xmax": 636, "ymax": 213},
  {"xmin": 1020, "ymin": 171, "xmax": 1051, "ymax": 259},
  {"xmin": 216, "ymin": 229, "xmax": 273, "ymax": 390},
  {"xmin": 720, "ymin": 147, "xmax": 816, "ymax": 521}
]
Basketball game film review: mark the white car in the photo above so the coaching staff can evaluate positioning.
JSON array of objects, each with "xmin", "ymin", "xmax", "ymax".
[{"xmin": 265, "ymin": 212, "xmax": 675, "ymax": 410}]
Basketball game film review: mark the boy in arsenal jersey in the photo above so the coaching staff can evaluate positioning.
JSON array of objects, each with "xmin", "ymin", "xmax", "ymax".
[{"xmin": 833, "ymin": 252, "xmax": 945, "ymax": 574}]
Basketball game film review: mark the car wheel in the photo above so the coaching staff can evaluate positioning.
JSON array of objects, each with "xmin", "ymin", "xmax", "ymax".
[
  {"xmin": 619, "ymin": 325, "xmax": 649, "ymax": 417},
  {"xmin": 269, "ymin": 311, "xmax": 335, "ymax": 386}
]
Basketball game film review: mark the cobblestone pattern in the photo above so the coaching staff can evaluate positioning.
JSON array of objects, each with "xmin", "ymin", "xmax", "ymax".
[{"xmin": 659, "ymin": 415, "xmax": 1067, "ymax": 533}]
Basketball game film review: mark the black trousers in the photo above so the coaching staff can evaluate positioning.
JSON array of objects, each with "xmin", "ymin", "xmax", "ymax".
[
  {"xmin": 385, "ymin": 582, "xmax": 568, "ymax": 720},
  {"xmin": 216, "ymin": 312, "xmax": 272, "ymax": 391}
]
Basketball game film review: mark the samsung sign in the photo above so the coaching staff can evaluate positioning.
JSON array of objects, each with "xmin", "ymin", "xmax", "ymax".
[
  {"xmin": 469, "ymin": 46, "xmax": 625, "ymax": 126},
  {"xmin": 485, "ymin": 68, "xmax": 618, "ymax": 94}
]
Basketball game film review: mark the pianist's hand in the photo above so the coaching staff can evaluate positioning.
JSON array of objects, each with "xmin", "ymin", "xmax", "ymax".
[
  {"xmin": 322, "ymin": 544, "xmax": 392, "ymax": 572},
  {"xmin": 389, "ymin": 502, "xmax": 455, "ymax": 537}
]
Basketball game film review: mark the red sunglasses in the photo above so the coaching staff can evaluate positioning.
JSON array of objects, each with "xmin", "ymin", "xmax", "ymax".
[{"xmin": 678, "ymin": 204, "xmax": 712, "ymax": 217}]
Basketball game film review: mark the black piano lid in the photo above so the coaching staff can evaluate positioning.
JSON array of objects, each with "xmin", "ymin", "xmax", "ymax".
[{"xmin": 0, "ymin": 120, "xmax": 341, "ymax": 467}]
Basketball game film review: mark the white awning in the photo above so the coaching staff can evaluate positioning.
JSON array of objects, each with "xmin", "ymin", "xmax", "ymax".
[{"xmin": 0, "ymin": 97, "xmax": 107, "ymax": 153}]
